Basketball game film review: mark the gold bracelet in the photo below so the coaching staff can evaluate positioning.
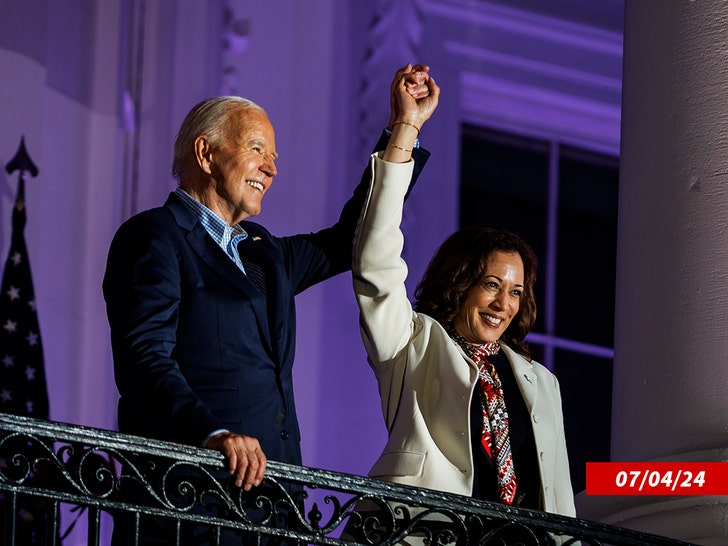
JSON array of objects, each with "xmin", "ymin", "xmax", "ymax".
[
  {"xmin": 392, "ymin": 120, "xmax": 421, "ymax": 135},
  {"xmin": 390, "ymin": 143, "xmax": 412, "ymax": 153}
]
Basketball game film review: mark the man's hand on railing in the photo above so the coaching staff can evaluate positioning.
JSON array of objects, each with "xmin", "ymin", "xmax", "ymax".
[{"xmin": 205, "ymin": 431, "xmax": 267, "ymax": 490}]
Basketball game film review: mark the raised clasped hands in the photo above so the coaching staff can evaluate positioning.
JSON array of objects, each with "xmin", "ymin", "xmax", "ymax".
[{"xmin": 388, "ymin": 63, "xmax": 440, "ymax": 133}]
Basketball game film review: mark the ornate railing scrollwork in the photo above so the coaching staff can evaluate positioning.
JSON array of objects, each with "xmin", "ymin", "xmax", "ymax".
[{"xmin": 0, "ymin": 413, "xmax": 697, "ymax": 546}]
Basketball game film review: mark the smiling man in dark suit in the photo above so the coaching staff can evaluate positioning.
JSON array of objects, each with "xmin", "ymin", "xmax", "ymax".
[{"xmin": 103, "ymin": 64, "xmax": 431, "ymax": 514}]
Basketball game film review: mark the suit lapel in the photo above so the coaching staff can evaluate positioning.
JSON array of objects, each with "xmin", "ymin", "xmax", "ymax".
[
  {"xmin": 453, "ymin": 341, "xmax": 538, "ymax": 409},
  {"xmin": 166, "ymin": 196, "xmax": 273, "ymax": 352},
  {"xmin": 237, "ymin": 230, "xmax": 287, "ymax": 363},
  {"xmin": 502, "ymin": 345, "xmax": 538, "ymax": 411},
  {"xmin": 452, "ymin": 343, "xmax": 480, "ymax": 384},
  {"xmin": 502, "ymin": 345, "xmax": 560, "ymax": 498}
]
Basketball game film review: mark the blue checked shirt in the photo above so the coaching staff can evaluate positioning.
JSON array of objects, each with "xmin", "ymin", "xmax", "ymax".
[{"xmin": 174, "ymin": 188, "xmax": 248, "ymax": 274}]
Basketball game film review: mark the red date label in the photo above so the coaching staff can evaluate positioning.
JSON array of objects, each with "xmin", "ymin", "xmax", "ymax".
[{"xmin": 586, "ymin": 462, "xmax": 727, "ymax": 495}]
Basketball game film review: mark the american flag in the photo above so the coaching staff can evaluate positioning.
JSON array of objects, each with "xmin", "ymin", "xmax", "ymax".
[
  {"xmin": 0, "ymin": 140, "xmax": 55, "ymax": 545},
  {"xmin": 0, "ymin": 157, "xmax": 48, "ymax": 420}
]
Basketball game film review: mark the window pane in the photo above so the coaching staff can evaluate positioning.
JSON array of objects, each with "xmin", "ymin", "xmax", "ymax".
[
  {"xmin": 555, "ymin": 146, "xmax": 618, "ymax": 347},
  {"xmin": 554, "ymin": 348, "xmax": 613, "ymax": 494},
  {"xmin": 527, "ymin": 342, "xmax": 545, "ymax": 364}
]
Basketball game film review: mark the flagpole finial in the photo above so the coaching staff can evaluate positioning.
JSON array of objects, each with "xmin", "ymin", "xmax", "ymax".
[{"xmin": 5, "ymin": 136, "xmax": 39, "ymax": 178}]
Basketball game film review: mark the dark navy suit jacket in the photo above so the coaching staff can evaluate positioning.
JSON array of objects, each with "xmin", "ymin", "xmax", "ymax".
[{"xmin": 103, "ymin": 136, "xmax": 430, "ymax": 466}]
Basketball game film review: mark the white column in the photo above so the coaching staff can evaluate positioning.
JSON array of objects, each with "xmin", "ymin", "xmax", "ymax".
[{"xmin": 577, "ymin": 2, "xmax": 728, "ymax": 543}]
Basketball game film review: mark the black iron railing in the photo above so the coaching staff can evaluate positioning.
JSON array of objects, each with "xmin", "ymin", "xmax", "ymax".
[{"xmin": 0, "ymin": 412, "xmax": 696, "ymax": 545}]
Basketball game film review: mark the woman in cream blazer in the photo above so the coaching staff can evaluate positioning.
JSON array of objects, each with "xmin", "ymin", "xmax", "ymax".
[{"xmin": 352, "ymin": 151, "xmax": 575, "ymax": 517}]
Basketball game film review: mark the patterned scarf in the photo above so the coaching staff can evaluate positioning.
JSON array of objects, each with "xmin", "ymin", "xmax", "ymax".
[{"xmin": 450, "ymin": 332, "xmax": 518, "ymax": 504}]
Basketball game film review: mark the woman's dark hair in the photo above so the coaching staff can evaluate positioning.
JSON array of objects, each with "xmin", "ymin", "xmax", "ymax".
[{"xmin": 413, "ymin": 226, "xmax": 538, "ymax": 360}]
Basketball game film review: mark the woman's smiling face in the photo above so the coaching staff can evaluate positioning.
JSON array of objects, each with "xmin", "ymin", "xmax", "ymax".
[{"xmin": 452, "ymin": 250, "xmax": 524, "ymax": 345}]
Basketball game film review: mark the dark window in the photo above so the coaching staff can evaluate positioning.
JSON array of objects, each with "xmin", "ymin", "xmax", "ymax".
[{"xmin": 557, "ymin": 146, "xmax": 619, "ymax": 347}]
